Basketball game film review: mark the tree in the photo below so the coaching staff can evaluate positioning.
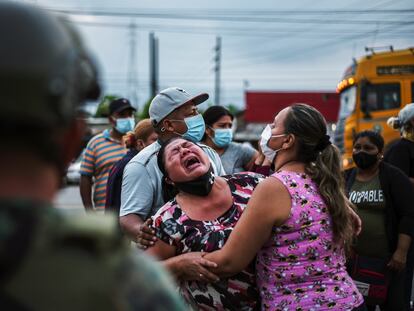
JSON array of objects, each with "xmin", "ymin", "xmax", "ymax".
[
  {"xmin": 225, "ymin": 103, "xmax": 240, "ymax": 116},
  {"xmin": 138, "ymin": 97, "xmax": 153, "ymax": 120}
]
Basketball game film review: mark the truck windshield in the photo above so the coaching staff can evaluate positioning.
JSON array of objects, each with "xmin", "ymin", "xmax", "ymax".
[
  {"xmin": 361, "ymin": 83, "xmax": 400, "ymax": 112},
  {"xmin": 339, "ymin": 86, "xmax": 356, "ymax": 119}
]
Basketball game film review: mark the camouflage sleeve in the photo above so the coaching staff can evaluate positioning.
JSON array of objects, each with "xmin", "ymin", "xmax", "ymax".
[{"xmin": 118, "ymin": 251, "xmax": 188, "ymax": 311}]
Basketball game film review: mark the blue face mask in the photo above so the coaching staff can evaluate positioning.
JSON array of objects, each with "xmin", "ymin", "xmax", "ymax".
[
  {"xmin": 115, "ymin": 117, "xmax": 135, "ymax": 134},
  {"xmin": 212, "ymin": 128, "xmax": 232, "ymax": 147},
  {"xmin": 172, "ymin": 114, "xmax": 205, "ymax": 142}
]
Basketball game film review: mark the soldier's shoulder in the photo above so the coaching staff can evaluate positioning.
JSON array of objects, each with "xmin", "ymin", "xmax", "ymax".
[
  {"xmin": 119, "ymin": 252, "xmax": 187, "ymax": 310},
  {"xmin": 50, "ymin": 211, "xmax": 126, "ymax": 253}
]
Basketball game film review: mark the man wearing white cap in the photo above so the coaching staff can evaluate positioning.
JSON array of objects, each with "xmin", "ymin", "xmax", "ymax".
[{"xmin": 119, "ymin": 87, "xmax": 225, "ymax": 242}]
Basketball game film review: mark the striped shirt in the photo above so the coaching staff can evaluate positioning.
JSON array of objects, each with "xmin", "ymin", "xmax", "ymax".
[{"xmin": 80, "ymin": 129, "xmax": 127, "ymax": 209}]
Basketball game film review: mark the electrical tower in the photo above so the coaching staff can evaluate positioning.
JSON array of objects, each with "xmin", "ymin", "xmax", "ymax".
[
  {"xmin": 214, "ymin": 36, "xmax": 221, "ymax": 105},
  {"xmin": 127, "ymin": 21, "xmax": 138, "ymax": 110},
  {"xmin": 149, "ymin": 32, "xmax": 159, "ymax": 98}
]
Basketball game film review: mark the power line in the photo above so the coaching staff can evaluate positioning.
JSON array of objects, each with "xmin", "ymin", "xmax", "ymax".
[
  {"xmin": 223, "ymin": 21, "xmax": 414, "ymax": 68},
  {"xmin": 202, "ymin": 0, "xmax": 410, "ymax": 60},
  {"xmin": 48, "ymin": 8, "xmax": 414, "ymax": 25},
  {"xmin": 220, "ymin": 0, "xmax": 412, "ymax": 65},
  {"xmin": 46, "ymin": 7, "xmax": 414, "ymax": 15},
  {"xmin": 64, "ymin": 19, "xmax": 413, "ymax": 39}
]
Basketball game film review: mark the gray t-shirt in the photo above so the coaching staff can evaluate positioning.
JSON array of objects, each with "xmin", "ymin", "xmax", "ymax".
[
  {"xmin": 120, "ymin": 141, "xmax": 225, "ymax": 219},
  {"xmin": 220, "ymin": 142, "xmax": 256, "ymax": 174}
]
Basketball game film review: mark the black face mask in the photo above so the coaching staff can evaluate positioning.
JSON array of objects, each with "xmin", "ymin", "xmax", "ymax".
[
  {"xmin": 352, "ymin": 152, "xmax": 379, "ymax": 170},
  {"xmin": 174, "ymin": 166, "xmax": 215, "ymax": 196}
]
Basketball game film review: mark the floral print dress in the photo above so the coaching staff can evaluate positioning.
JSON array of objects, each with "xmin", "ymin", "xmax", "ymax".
[
  {"xmin": 152, "ymin": 172, "xmax": 264, "ymax": 311},
  {"xmin": 256, "ymin": 171, "xmax": 363, "ymax": 310}
]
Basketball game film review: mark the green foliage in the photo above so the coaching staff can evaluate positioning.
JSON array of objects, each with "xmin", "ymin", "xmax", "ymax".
[
  {"xmin": 94, "ymin": 94, "xmax": 120, "ymax": 117},
  {"xmin": 138, "ymin": 97, "xmax": 153, "ymax": 120},
  {"xmin": 225, "ymin": 103, "xmax": 240, "ymax": 116}
]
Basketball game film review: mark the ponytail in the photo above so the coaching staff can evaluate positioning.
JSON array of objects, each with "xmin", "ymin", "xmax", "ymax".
[
  {"xmin": 306, "ymin": 144, "xmax": 354, "ymax": 249},
  {"xmin": 285, "ymin": 104, "xmax": 354, "ymax": 249}
]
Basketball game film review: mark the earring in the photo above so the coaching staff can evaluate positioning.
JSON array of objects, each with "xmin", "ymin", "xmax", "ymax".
[{"xmin": 165, "ymin": 176, "xmax": 174, "ymax": 185}]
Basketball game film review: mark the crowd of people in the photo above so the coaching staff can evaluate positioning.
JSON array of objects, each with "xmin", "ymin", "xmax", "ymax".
[
  {"xmin": 2, "ymin": 2, "xmax": 414, "ymax": 311},
  {"xmin": 85, "ymin": 92, "xmax": 414, "ymax": 310}
]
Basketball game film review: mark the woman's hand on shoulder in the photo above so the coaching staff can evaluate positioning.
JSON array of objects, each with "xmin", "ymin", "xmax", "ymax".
[{"xmin": 136, "ymin": 218, "xmax": 157, "ymax": 250}]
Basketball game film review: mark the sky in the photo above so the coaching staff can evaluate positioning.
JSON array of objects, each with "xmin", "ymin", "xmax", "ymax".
[{"xmin": 17, "ymin": 0, "xmax": 414, "ymax": 112}]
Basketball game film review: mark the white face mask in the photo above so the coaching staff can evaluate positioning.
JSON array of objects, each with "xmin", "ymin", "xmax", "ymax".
[{"xmin": 260, "ymin": 124, "xmax": 287, "ymax": 163}]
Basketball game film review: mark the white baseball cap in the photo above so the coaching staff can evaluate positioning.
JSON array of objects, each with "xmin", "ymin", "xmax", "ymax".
[
  {"xmin": 398, "ymin": 103, "xmax": 414, "ymax": 125},
  {"xmin": 149, "ymin": 87, "xmax": 209, "ymax": 126}
]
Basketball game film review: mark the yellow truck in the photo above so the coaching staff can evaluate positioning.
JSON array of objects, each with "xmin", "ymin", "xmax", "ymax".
[{"xmin": 334, "ymin": 47, "xmax": 414, "ymax": 169}]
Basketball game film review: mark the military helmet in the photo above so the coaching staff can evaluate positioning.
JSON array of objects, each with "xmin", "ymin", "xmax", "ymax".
[{"xmin": 0, "ymin": 3, "xmax": 100, "ymax": 129}]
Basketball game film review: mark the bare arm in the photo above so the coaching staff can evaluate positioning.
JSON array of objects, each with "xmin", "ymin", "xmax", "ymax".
[
  {"xmin": 204, "ymin": 177, "xmax": 291, "ymax": 277},
  {"xmin": 120, "ymin": 214, "xmax": 145, "ymax": 242},
  {"xmin": 251, "ymin": 147, "xmax": 272, "ymax": 175},
  {"xmin": 388, "ymin": 233, "xmax": 412, "ymax": 271},
  {"xmin": 79, "ymin": 175, "xmax": 93, "ymax": 211},
  {"xmin": 244, "ymin": 150, "xmax": 259, "ymax": 171}
]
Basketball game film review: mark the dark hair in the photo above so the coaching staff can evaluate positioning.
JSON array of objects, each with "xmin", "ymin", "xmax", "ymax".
[
  {"xmin": 203, "ymin": 105, "xmax": 234, "ymax": 127},
  {"xmin": 202, "ymin": 106, "xmax": 234, "ymax": 141},
  {"xmin": 284, "ymin": 104, "xmax": 354, "ymax": 249},
  {"xmin": 353, "ymin": 130, "xmax": 384, "ymax": 152},
  {"xmin": 157, "ymin": 137, "xmax": 181, "ymax": 202}
]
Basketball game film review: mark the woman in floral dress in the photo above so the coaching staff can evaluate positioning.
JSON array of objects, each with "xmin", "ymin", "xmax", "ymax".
[
  {"xmin": 204, "ymin": 104, "xmax": 365, "ymax": 310},
  {"xmin": 146, "ymin": 137, "xmax": 264, "ymax": 310}
]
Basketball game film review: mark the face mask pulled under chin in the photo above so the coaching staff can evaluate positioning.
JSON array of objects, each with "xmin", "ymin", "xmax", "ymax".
[
  {"xmin": 173, "ymin": 165, "xmax": 215, "ymax": 196},
  {"xmin": 259, "ymin": 125, "xmax": 285, "ymax": 163},
  {"xmin": 352, "ymin": 151, "xmax": 379, "ymax": 169}
]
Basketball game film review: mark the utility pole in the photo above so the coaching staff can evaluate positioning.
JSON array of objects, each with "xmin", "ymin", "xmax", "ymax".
[
  {"xmin": 127, "ymin": 21, "xmax": 138, "ymax": 110},
  {"xmin": 149, "ymin": 32, "xmax": 159, "ymax": 98},
  {"xmin": 214, "ymin": 36, "xmax": 221, "ymax": 105}
]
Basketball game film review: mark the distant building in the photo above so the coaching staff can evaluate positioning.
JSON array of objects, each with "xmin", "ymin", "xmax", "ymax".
[
  {"xmin": 235, "ymin": 91, "xmax": 340, "ymax": 144},
  {"xmin": 84, "ymin": 117, "xmax": 110, "ymax": 136}
]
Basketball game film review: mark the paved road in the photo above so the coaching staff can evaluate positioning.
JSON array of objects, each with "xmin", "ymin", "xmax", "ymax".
[{"xmin": 54, "ymin": 184, "xmax": 84, "ymax": 212}]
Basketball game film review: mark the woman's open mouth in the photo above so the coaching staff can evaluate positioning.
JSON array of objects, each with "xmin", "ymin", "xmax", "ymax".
[{"xmin": 183, "ymin": 156, "xmax": 201, "ymax": 170}]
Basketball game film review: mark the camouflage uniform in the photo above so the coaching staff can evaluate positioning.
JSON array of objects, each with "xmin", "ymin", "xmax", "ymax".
[{"xmin": 0, "ymin": 200, "xmax": 186, "ymax": 311}]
